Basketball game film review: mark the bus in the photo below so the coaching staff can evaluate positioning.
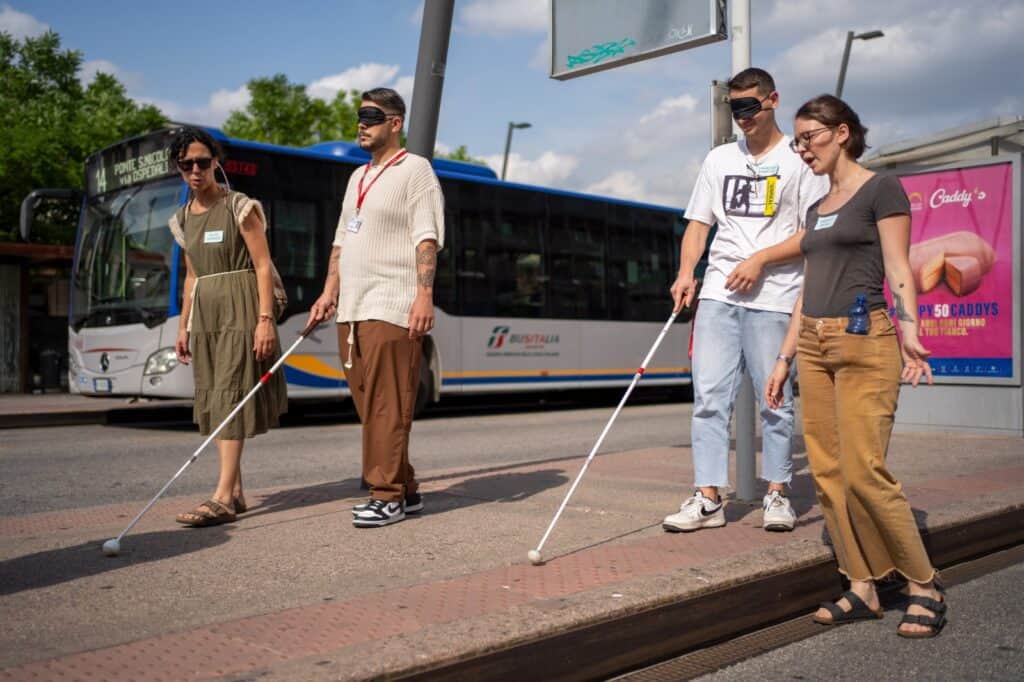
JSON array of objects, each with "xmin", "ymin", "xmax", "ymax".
[{"xmin": 21, "ymin": 127, "xmax": 694, "ymax": 411}]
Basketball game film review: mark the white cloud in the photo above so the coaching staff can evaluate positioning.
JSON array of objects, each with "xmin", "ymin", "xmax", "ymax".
[
  {"xmin": 409, "ymin": 1, "xmax": 424, "ymax": 25},
  {"xmin": 80, "ymin": 59, "xmax": 143, "ymax": 90},
  {"xmin": 393, "ymin": 75, "xmax": 415, "ymax": 107},
  {"xmin": 481, "ymin": 150, "xmax": 578, "ymax": 185},
  {"xmin": 309, "ymin": 63, "xmax": 401, "ymax": 100},
  {"xmin": 206, "ymin": 85, "xmax": 250, "ymax": 124},
  {"xmin": 0, "ymin": 4, "xmax": 47, "ymax": 39},
  {"xmin": 459, "ymin": 0, "xmax": 548, "ymax": 36},
  {"xmin": 434, "ymin": 140, "xmax": 452, "ymax": 155},
  {"xmin": 639, "ymin": 94, "xmax": 698, "ymax": 125}
]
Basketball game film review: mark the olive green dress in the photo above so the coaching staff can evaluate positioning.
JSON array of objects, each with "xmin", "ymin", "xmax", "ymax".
[{"xmin": 183, "ymin": 192, "xmax": 287, "ymax": 439}]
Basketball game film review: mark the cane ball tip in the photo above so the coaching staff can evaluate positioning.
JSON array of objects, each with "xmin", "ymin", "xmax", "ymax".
[
  {"xmin": 102, "ymin": 539, "xmax": 120, "ymax": 557},
  {"xmin": 527, "ymin": 549, "xmax": 543, "ymax": 566}
]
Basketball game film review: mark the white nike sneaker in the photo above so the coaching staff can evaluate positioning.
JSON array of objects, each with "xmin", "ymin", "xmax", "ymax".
[
  {"xmin": 663, "ymin": 491, "xmax": 726, "ymax": 532},
  {"xmin": 762, "ymin": 490, "xmax": 796, "ymax": 531}
]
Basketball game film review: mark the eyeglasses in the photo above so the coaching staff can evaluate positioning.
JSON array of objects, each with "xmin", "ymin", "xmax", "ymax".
[
  {"xmin": 357, "ymin": 106, "xmax": 401, "ymax": 127},
  {"xmin": 789, "ymin": 127, "xmax": 835, "ymax": 152},
  {"xmin": 729, "ymin": 93, "xmax": 774, "ymax": 120},
  {"xmin": 177, "ymin": 157, "xmax": 214, "ymax": 172}
]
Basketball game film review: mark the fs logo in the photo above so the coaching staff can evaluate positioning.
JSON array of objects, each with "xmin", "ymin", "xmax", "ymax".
[{"xmin": 488, "ymin": 326, "xmax": 510, "ymax": 349}]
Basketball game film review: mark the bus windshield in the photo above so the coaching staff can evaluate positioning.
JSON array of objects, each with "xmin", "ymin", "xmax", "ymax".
[{"xmin": 71, "ymin": 178, "xmax": 181, "ymax": 330}]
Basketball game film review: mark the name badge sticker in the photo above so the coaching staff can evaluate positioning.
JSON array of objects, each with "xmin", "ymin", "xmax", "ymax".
[
  {"xmin": 346, "ymin": 216, "xmax": 363, "ymax": 233},
  {"xmin": 815, "ymin": 214, "xmax": 838, "ymax": 230},
  {"xmin": 203, "ymin": 230, "xmax": 224, "ymax": 244}
]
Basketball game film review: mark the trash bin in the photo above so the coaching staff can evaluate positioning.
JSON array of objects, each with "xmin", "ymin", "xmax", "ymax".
[{"xmin": 39, "ymin": 348, "xmax": 61, "ymax": 390}]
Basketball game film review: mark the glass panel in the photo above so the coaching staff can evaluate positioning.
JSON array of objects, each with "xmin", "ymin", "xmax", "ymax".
[
  {"xmin": 71, "ymin": 178, "xmax": 180, "ymax": 329},
  {"xmin": 492, "ymin": 189, "xmax": 546, "ymax": 318},
  {"xmin": 548, "ymin": 196, "xmax": 606, "ymax": 319},
  {"xmin": 271, "ymin": 199, "xmax": 318, "ymax": 310}
]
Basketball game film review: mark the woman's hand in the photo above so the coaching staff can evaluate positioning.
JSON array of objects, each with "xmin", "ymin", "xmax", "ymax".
[
  {"xmin": 764, "ymin": 358, "xmax": 791, "ymax": 409},
  {"xmin": 175, "ymin": 328, "xmax": 191, "ymax": 365},
  {"xmin": 900, "ymin": 333, "xmax": 933, "ymax": 387},
  {"xmin": 253, "ymin": 318, "xmax": 276, "ymax": 361}
]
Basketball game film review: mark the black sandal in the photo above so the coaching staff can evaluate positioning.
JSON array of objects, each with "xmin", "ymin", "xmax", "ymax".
[
  {"xmin": 813, "ymin": 590, "xmax": 884, "ymax": 626},
  {"xmin": 897, "ymin": 594, "xmax": 947, "ymax": 638}
]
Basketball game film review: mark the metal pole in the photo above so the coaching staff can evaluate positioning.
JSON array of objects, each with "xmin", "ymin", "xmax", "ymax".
[
  {"xmin": 406, "ymin": 0, "xmax": 454, "ymax": 160},
  {"xmin": 835, "ymin": 31, "xmax": 854, "ymax": 98},
  {"xmin": 501, "ymin": 122, "xmax": 514, "ymax": 181},
  {"xmin": 730, "ymin": 0, "xmax": 758, "ymax": 501}
]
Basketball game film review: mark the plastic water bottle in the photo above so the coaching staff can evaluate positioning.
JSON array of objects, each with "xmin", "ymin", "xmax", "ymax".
[{"xmin": 846, "ymin": 295, "xmax": 869, "ymax": 335}]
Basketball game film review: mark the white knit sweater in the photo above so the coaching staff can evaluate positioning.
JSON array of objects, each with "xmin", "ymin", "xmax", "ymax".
[{"xmin": 332, "ymin": 151, "xmax": 445, "ymax": 327}]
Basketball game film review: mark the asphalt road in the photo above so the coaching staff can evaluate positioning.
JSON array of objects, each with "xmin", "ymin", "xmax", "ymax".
[
  {"xmin": 0, "ymin": 394, "xmax": 691, "ymax": 515},
  {"xmin": 696, "ymin": 558, "xmax": 1024, "ymax": 682}
]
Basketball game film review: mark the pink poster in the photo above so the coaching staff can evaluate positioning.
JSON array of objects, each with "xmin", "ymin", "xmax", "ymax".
[{"xmin": 890, "ymin": 161, "xmax": 1015, "ymax": 379}]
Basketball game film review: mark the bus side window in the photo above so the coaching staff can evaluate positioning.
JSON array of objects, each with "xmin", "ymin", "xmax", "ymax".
[
  {"xmin": 271, "ymin": 199, "xmax": 319, "ymax": 314},
  {"xmin": 434, "ymin": 181, "xmax": 456, "ymax": 313},
  {"xmin": 493, "ymin": 188, "xmax": 545, "ymax": 318},
  {"xmin": 548, "ymin": 197, "xmax": 606, "ymax": 320},
  {"xmin": 455, "ymin": 183, "xmax": 496, "ymax": 316}
]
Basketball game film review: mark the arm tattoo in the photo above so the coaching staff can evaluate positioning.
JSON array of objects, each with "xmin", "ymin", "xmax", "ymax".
[
  {"xmin": 416, "ymin": 242, "xmax": 437, "ymax": 289},
  {"xmin": 892, "ymin": 290, "xmax": 915, "ymax": 323}
]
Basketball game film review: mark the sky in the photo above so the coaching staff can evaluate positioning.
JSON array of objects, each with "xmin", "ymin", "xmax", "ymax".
[{"xmin": 3, "ymin": 0, "xmax": 1022, "ymax": 207}]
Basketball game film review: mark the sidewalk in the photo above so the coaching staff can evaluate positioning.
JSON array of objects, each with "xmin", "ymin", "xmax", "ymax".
[
  {"xmin": 1, "ymin": 431, "xmax": 1022, "ymax": 681},
  {"xmin": 0, "ymin": 393, "xmax": 192, "ymax": 428}
]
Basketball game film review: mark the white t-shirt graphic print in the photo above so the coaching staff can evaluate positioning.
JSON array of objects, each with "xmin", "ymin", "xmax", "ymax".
[{"xmin": 685, "ymin": 135, "xmax": 829, "ymax": 313}]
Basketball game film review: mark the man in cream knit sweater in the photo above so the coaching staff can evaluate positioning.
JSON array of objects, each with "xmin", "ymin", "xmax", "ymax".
[{"xmin": 307, "ymin": 88, "xmax": 445, "ymax": 528}]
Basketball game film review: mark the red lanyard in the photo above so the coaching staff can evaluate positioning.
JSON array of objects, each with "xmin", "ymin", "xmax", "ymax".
[{"xmin": 356, "ymin": 149, "xmax": 408, "ymax": 212}]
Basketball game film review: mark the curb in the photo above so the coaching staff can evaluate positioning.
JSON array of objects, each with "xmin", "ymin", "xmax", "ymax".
[
  {"xmin": 397, "ymin": 505, "xmax": 1024, "ymax": 681},
  {"xmin": 0, "ymin": 403, "xmax": 192, "ymax": 429}
]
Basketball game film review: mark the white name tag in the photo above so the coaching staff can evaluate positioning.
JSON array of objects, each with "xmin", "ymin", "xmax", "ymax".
[
  {"xmin": 203, "ymin": 230, "xmax": 224, "ymax": 244},
  {"xmin": 815, "ymin": 214, "xmax": 838, "ymax": 230},
  {"xmin": 346, "ymin": 216, "xmax": 363, "ymax": 233}
]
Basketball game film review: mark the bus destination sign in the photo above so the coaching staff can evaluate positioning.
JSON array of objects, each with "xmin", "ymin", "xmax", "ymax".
[{"xmin": 86, "ymin": 129, "xmax": 178, "ymax": 196}]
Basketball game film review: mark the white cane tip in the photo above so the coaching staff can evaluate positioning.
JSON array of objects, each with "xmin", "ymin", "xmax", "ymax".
[
  {"xmin": 102, "ymin": 539, "xmax": 120, "ymax": 557},
  {"xmin": 527, "ymin": 549, "xmax": 543, "ymax": 566}
]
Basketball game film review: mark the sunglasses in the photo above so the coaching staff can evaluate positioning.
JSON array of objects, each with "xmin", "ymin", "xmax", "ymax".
[
  {"xmin": 357, "ymin": 106, "xmax": 400, "ymax": 127},
  {"xmin": 789, "ymin": 127, "xmax": 835, "ymax": 152},
  {"xmin": 177, "ymin": 157, "xmax": 214, "ymax": 172},
  {"xmin": 729, "ymin": 94, "xmax": 774, "ymax": 120}
]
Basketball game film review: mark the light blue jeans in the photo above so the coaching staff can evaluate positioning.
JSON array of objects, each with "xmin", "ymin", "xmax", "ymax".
[{"xmin": 690, "ymin": 299, "xmax": 795, "ymax": 488}]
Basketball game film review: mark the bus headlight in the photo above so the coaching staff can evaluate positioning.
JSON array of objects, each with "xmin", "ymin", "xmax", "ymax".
[{"xmin": 144, "ymin": 347, "xmax": 179, "ymax": 375}]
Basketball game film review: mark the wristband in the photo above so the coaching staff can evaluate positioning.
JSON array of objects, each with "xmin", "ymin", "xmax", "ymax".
[
  {"xmin": 776, "ymin": 354, "xmax": 793, "ymax": 365},
  {"xmin": 258, "ymin": 313, "xmax": 273, "ymax": 322}
]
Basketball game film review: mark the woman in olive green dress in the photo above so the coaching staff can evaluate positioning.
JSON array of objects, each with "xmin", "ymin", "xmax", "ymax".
[{"xmin": 169, "ymin": 127, "xmax": 287, "ymax": 526}]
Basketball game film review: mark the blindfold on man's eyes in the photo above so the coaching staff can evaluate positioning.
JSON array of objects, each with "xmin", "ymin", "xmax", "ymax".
[
  {"xmin": 729, "ymin": 97, "xmax": 763, "ymax": 120},
  {"xmin": 357, "ymin": 106, "xmax": 390, "ymax": 124}
]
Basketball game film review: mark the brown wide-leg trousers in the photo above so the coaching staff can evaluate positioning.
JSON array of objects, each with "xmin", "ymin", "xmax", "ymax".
[
  {"xmin": 797, "ymin": 310, "xmax": 935, "ymax": 583},
  {"xmin": 339, "ymin": 321, "xmax": 421, "ymax": 503}
]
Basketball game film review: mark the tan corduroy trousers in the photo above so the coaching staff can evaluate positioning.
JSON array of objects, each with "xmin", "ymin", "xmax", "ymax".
[
  {"xmin": 797, "ymin": 310, "xmax": 935, "ymax": 584},
  {"xmin": 339, "ymin": 321, "xmax": 421, "ymax": 503}
]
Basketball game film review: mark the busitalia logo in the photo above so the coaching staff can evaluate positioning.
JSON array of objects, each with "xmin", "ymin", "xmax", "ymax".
[
  {"xmin": 488, "ymin": 326, "xmax": 510, "ymax": 349},
  {"xmin": 486, "ymin": 326, "xmax": 560, "ymax": 350}
]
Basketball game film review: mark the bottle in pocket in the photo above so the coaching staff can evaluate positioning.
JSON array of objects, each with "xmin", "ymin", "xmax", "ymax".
[{"xmin": 846, "ymin": 295, "xmax": 869, "ymax": 335}]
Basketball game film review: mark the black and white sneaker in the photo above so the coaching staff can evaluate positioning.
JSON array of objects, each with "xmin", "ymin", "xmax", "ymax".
[
  {"xmin": 352, "ymin": 492, "xmax": 423, "ymax": 516},
  {"xmin": 352, "ymin": 499, "xmax": 405, "ymax": 527}
]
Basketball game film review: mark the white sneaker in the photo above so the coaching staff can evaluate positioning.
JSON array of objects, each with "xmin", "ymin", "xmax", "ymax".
[
  {"xmin": 762, "ymin": 490, "xmax": 796, "ymax": 531},
  {"xmin": 663, "ymin": 491, "xmax": 726, "ymax": 532},
  {"xmin": 352, "ymin": 499, "xmax": 405, "ymax": 528}
]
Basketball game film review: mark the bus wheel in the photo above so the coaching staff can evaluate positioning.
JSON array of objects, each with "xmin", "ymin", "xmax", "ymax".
[{"xmin": 414, "ymin": 355, "xmax": 433, "ymax": 419}]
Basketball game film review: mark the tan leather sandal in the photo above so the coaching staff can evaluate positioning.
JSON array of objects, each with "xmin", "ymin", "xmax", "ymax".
[{"xmin": 175, "ymin": 499, "xmax": 237, "ymax": 527}]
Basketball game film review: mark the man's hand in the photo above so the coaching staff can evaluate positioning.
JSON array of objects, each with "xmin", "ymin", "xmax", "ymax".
[
  {"xmin": 408, "ymin": 293, "xmax": 434, "ymax": 339},
  {"xmin": 306, "ymin": 291, "xmax": 337, "ymax": 329},
  {"xmin": 670, "ymin": 272, "xmax": 697, "ymax": 313},
  {"xmin": 725, "ymin": 253, "xmax": 766, "ymax": 293}
]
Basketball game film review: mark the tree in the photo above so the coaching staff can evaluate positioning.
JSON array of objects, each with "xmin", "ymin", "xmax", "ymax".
[
  {"xmin": 223, "ymin": 74, "xmax": 362, "ymax": 146},
  {"xmin": 0, "ymin": 31, "xmax": 165, "ymax": 243},
  {"xmin": 439, "ymin": 145, "xmax": 486, "ymax": 165}
]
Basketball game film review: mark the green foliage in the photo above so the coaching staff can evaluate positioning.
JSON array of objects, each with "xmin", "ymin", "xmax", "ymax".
[
  {"xmin": 223, "ymin": 74, "xmax": 361, "ymax": 146},
  {"xmin": 439, "ymin": 144, "xmax": 486, "ymax": 165},
  {"xmin": 0, "ymin": 30, "xmax": 165, "ymax": 243}
]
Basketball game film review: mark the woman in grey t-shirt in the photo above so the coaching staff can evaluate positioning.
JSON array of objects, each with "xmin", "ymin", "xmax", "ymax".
[{"xmin": 764, "ymin": 95, "xmax": 946, "ymax": 638}]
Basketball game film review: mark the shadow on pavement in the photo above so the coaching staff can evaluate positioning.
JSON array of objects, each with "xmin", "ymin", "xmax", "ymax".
[{"xmin": 0, "ymin": 525, "xmax": 231, "ymax": 596}]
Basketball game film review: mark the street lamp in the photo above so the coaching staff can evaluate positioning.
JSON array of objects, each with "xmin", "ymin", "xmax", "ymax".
[
  {"xmin": 836, "ymin": 29, "xmax": 884, "ymax": 99},
  {"xmin": 501, "ymin": 121, "xmax": 532, "ymax": 181}
]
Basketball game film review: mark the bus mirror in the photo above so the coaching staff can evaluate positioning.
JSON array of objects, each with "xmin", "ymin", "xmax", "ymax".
[{"xmin": 20, "ymin": 189, "xmax": 81, "ymax": 242}]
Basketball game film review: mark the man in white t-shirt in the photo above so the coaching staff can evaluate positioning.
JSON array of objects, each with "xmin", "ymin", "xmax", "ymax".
[{"xmin": 663, "ymin": 68, "xmax": 828, "ymax": 534}]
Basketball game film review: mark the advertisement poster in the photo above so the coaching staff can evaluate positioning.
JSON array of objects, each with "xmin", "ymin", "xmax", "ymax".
[{"xmin": 892, "ymin": 161, "xmax": 1016, "ymax": 381}]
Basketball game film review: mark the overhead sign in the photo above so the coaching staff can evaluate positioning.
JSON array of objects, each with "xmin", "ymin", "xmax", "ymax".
[
  {"xmin": 550, "ymin": 0, "xmax": 727, "ymax": 80},
  {"xmin": 888, "ymin": 157, "xmax": 1020, "ymax": 384},
  {"xmin": 86, "ymin": 129, "xmax": 179, "ymax": 196}
]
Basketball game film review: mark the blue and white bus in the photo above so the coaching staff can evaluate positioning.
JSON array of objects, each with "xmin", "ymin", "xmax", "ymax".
[{"xmin": 22, "ymin": 127, "xmax": 694, "ymax": 411}]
